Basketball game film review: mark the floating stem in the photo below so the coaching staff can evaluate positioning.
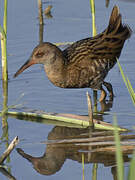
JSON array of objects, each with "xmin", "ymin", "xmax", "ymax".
[{"xmin": 0, "ymin": 110, "xmax": 127, "ymax": 131}]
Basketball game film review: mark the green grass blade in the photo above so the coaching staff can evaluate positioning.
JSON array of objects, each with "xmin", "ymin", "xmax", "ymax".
[
  {"xmin": 92, "ymin": 163, "xmax": 98, "ymax": 180},
  {"xmin": 3, "ymin": 0, "xmax": 8, "ymax": 35},
  {"xmin": 82, "ymin": 153, "xmax": 85, "ymax": 180},
  {"xmin": 128, "ymin": 150, "xmax": 135, "ymax": 180},
  {"xmin": 126, "ymin": 77, "xmax": 135, "ymax": 104},
  {"xmin": 89, "ymin": 0, "xmax": 97, "ymax": 110},
  {"xmin": 117, "ymin": 59, "xmax": 128, "ymax": 87},
  {"xmin": 113, "ymin": 115, "xmax": 124, "ymax": 180},
  {"xmin": 117, "ymin": 59, "xmax": 135, "ymax": 105},
  {"xmin": 0, "ymin": 0, "xmax": 8, "ymax": 82},
  {"xmin": 89, "ymin": 0, "xmax": 97, "ymax": 36}
]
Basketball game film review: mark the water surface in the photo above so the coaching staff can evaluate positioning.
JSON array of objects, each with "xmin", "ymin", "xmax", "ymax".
[{"xmin": 0, "ymin": 0, "xmax": 135, "ymax": 179}]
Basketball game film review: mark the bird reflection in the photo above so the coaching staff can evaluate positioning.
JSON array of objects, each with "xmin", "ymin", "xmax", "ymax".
[
  {"xmin": 17, "ymin": 125, "xmax": 130, "ymax": 179},
  {"xmin": 16, "ymin": 99, "xmax": 116, "ymax": 176}
]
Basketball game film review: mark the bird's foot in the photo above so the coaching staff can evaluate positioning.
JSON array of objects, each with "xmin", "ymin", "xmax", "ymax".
[
  {"xmin": 99, "ymin": 89, "xmax": 107, "ymax": 102},
  {"xmin": 103, "ymin": 81, "xmax": 114, "ymax": 101}
]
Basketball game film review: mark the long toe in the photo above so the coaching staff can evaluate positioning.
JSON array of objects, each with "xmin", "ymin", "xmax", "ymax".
[
  {"xmin": 103, "ymin": 81, "xmax": 114, "ymax": 101},
  {"xmin": 99, "ymin": 88, "xmax": 107, "ymax": 102}
]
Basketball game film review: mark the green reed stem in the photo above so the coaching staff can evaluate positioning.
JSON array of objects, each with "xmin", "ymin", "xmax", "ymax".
[
  {"xmin": 89, "ymin": 0, "xmax": 97, "ymax": 36},
  {"xmin": 128, "ymin": 150, "xmax": 135, "ymax": 180},
  {"xmin": 0, "ymin": 0, "xmax": 8, "ymax": 81},
  {"xmin": 113, "ymin": 115, "xmax": 124, "ymax": 180},
  {"xmin": 92, "ymin": 163, "xmax": 98, "ymax": 180},
  {"xmin": 89, "ymin": 0, "xmax": 97, "ymax": 111},
  {"xmin": 117, "ymin": 59, "xmax": 135, "ymax": 106},
  {"xmin": 82, "ymin": 153, "xmax": 85, "ymax": 180},
  {"xmin": 3, "ymin": 0, "xmax": 8, "ymax": 35},
  {"xmin": 1, "ymin": 2, "xmax": 9, "ymax": 157}
]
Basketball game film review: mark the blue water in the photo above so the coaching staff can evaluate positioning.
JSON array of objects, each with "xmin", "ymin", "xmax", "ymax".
[{"xmin": 0, "ymin": 0, "xmax": 135, "ymax": 179}]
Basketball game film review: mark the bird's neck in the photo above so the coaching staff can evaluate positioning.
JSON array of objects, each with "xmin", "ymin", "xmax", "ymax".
[{"xmin": 44, "ymin": 56, "xmax": 66, "ymax": 88}]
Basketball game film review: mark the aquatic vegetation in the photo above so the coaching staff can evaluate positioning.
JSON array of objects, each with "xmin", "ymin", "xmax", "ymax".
[
  {"xmin": 114, "ymin": 116, "xmax": 124, "ymax": 180},
  {"xmin": 128, "ymin": 150, "xmax": 135, "ymax": 179},
  {"xmin": 0, "ymin": 0, "xmax": 135, "ymax": 179},
  {"xmin": 89, "ymin": 0, "xmax": 97, "ymax": 36},
  {"xmin": 117, "ymin": 59, "xmax": 135, "ymax": 106},
  {"xmin": 0, "ymin": 0, "xmax": 8, "ymax": 81},
  {"xmin": 114, "ymin": 116, "xmax": 135, "ymax": 180}
]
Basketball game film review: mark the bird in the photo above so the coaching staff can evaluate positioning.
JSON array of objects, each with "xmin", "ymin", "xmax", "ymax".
[{"xmin": 14, "ymin": 5, "xmax": 131, "ymax": 102}]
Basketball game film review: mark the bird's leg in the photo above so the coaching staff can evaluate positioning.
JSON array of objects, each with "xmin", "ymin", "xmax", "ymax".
[
  {"xmin": 99, "ymin": 87, "xmax": 107, "ymax": 102},
  {"xmin": 103, "ymin": 81, "xmax": 114, "ymax": 101}
]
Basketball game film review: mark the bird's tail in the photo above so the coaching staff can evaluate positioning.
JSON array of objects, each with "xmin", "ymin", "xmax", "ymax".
[
  {"xmin": 92, "ymin": 5, "xmax": 132, "ymax": 60},
  {"xmin": 106, "ymin": 5, "xmax": 131, "ymax": 40}
]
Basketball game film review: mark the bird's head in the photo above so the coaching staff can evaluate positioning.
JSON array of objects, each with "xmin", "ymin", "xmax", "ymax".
[{"xmin": 14, "ymin": 42, "xmax": 62, "ymax": 78}]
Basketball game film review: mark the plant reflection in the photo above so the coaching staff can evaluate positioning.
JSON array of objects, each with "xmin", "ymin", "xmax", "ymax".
[
  {"xmin": 106, "ymin": 0, "xmax": 110, "ymax": 7},
  {"xmin": 1, "ymin": 81, "xmax": 10, "ymax": 163},
  {"xmin": 0, "ymin": 167, "xmax": 16, "ymax": 180},
  {"xmin": 1, "ymin": 81, "xmax": 8, "ymax": 133},
  {"xmin": 44, "ymin": 5, "xmax": 53, "ymax": 19}
]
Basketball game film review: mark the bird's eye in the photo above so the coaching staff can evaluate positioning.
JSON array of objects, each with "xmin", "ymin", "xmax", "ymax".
[{"xmin": 35, "ymin": 51, "xmax": 44, "ymax": 58}]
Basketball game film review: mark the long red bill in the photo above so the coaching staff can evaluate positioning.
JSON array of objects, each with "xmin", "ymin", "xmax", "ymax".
[{"xmin": 14, "ymin": 59, "xmax": 35, "ymax": 78}]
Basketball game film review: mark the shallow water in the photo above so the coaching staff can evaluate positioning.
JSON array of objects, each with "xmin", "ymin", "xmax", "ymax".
[{"xmin": 0, "ymin": 0, "xmax": 135, "ymax": 179}]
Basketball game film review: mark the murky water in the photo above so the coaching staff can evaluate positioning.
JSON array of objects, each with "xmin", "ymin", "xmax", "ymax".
[{"xmin": 0, "ymin": 0, "xmax": 135, "ymax": 179}]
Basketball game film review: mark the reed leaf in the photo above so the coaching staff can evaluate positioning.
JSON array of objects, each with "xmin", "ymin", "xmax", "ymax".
[
  {"xmin": 117, "ymin": 59, "xmax": 135, "ymax": 105},
  {"xmin": 92, "ymin": 163, "xmax": 98, "ymax": 180},
  {"xmin": 113, "ymin": 115, "xmax": 124, "ymax": 180},
  {"xmin": 128, "ymin": 150, "xmax": 135, "ymax": 180},
  {"xmin": 82, "ymin": 153, "xmax": 85, "ymax": 180},
  {"xmin": 126, "ymin": 77, "xmax": 135, "ymax": 104},
  {"xmin": 0, "ymin": 0, "xmax": 8, "ymax": 81},
  {"xmin": 89, "ymin": 0, "xmax": 97, "ymax": 36}
]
